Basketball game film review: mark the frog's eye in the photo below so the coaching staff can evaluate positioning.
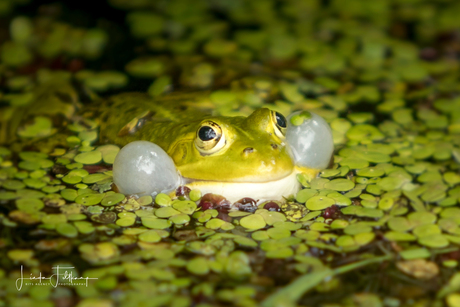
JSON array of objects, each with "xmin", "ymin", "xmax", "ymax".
[
  {"xmin": 271, "ymin": 111, "xmax": 287, "ymax": 139},
  {"xmin": 195, "ymin": 121, "xmax": 226, "ymax": 155}
]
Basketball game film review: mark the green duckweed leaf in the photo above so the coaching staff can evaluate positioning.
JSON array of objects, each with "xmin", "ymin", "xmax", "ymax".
[
  {"xmin": 116, "ymin": 216, "xmax": 136, "ymax": 227},
  {"xmin": 267, "ymin": 228, "xmax": 291, "ymax": 240},
  {"xmin": 74, "ymin": 151, "xmax": 102, "ymax": 164},
  {"xmin": 173, "ymin": 200, "xmax": 197, "ymax": 215},
  {"xmin": 142, "ymin": 216, "xmax": 172, "ymax": 229},
  {"xmin": 306, "ymin": 196, "xmax": 335, "ymax": 210},
  {"xmin": 240, "ymin": 214, "xmax": 267, "ymax": 230},
  {"xmin": 16, "ymin": 198, "xmax": 44, "ymax": 212},
  {"xmin": 257, "ymin": 210, "xmax": 286, "ymax": 225},
  {"xmin": 155, "ymin": 206, "xmax": 181, "ymax": 218},
  {"xmin": 56, "ymin": 223, "xmax": 78, "ymax": 238},
  {"xmin": 324, "ymin": 178, "xmax": 355, "ymax": 191},
  {"xmin": 234, "ymin": 236, "xmax": 258, "ymax": 247},
  {"xmin": 186, "ymin": 257, "xmax": 209, "ymax": 275},
  {"xmin": 252, "ymin": 231, "xmax": 270, "ymax": 241},
  {"xmin": 170, "ymin": 214, "xmax": 191, "ymax": 225},
  {"xmin": 101, "ymin": 193, "xmax": 125, "ymax": 206},
  {"xmin": 139, "ymin": 230, "xmax": 162, "ymax": 243}
]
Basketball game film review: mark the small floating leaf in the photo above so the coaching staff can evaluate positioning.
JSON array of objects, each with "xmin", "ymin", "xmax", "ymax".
[
  {"xmin": 74, "ymin": 151, "xmax": 102, "ymax": 165},
  {"xmin": 240, "ymin": 214, "xmax": 267, "ymax": 230}
]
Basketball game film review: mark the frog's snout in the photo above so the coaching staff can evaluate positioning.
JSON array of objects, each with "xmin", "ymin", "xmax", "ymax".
[{"xmin": 242, "ymin": 143, "xmax": 280, "ymax": 156}]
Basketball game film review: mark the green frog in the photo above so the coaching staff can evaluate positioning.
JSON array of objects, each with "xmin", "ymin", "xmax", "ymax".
[
  {"xmin": 2, "ymin": 80, "xmax": 325, "ymax": 202},
  {"xmin": 96, "ymin": 91, "xmax": 322, "ymax": 202}
]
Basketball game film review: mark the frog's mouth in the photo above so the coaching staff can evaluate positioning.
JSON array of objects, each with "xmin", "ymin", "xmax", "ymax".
[{"xmin": 179, "ymin": 167, "xmax": 315, "ymax": 203}]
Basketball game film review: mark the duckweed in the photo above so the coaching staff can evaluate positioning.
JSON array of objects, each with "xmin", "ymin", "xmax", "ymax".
[
  {"xmin": 173, "ymin": 200, "xmax": 197, "ymax": 215},
  {"xmin": 305, "ymin": 196, "xmax": 335, "ymax": 211},
  {"xmin": 101, "ymin": 193, "xmax": 125, "ymax": 206},
  {"xmin": 169, "ymin": 214, "xmax": 190, "ymax": 225},
  {"xmin": 189, "ymin": 190, "xmax": 201, "ymax": 202},
  {"xmin": 240, "ymin": 214, "xmax": 266, "ymax": 230},
  {"xmin": 1, "ymin": 1, "xmax": 460, "ymax": 306},
  {"xmin": 142, "ymin": 217, "xmax": 172, "ymax": 229},
  {"xmin": 74, "ymin": 151, "xmax": 102, "ymax": 165},
  {"xmin": 155, "ymin": 193, "xmax": 171, "ymax": 206}
]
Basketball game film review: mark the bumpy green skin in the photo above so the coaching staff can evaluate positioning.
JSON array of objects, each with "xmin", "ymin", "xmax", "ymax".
[{"xmin": 96, "ymin": 92, "xmax": 295, "ymax": 182}]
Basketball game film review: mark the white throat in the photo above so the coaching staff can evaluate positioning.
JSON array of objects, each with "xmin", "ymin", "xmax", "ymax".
[{"xmin": 181, "ymin": 170, "xmax": 301, "ymax": 203}]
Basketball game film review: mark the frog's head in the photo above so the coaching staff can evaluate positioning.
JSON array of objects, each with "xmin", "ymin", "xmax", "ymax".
[{"xmin": 168, "ymin": 108, "xmax": 295, "ymax": 183}]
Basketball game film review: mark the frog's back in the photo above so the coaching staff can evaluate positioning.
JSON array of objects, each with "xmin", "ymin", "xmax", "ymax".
[{"xmin": 95, "ymin": 91, "xmax": 215, "ymax": 147}]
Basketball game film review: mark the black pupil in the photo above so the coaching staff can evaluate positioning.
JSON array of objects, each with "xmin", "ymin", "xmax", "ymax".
[
  {"xmin": 198, "ymin": 126, "xmax": 217, "ymax": 141},
  {"xmin": 275, "ymin": 112, "xmax": 287, "ymax": 128}
]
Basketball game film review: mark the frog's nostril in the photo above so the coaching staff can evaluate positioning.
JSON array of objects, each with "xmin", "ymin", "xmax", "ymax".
[
  {"xmin": 243, "ymin": 147, "xmax": 254, "ymax": 154},
  {"xmin": 271, "ymin": 144, "xmax": 278, "ymax": 150}
]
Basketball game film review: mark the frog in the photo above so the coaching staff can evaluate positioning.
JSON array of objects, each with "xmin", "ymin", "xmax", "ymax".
[
  {"xmin": 94, "ymin": 92, "xmax": 321, "ymax": 202},
  {"xmin": 1, "ymin": 80, "xmax": 332, "ymax": 203}
]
